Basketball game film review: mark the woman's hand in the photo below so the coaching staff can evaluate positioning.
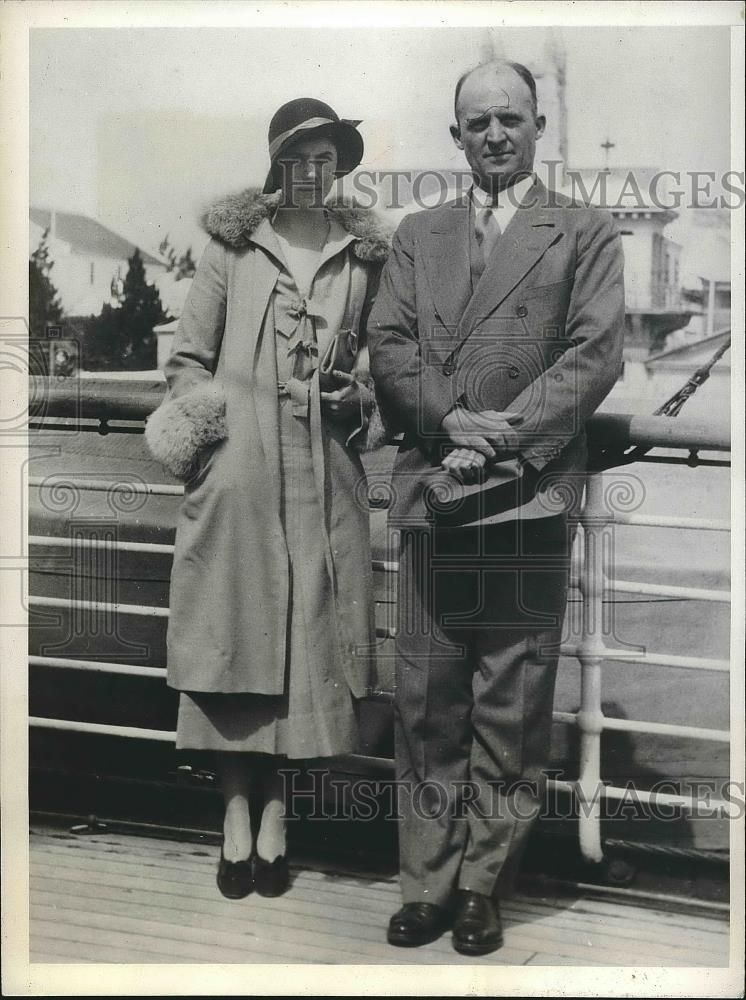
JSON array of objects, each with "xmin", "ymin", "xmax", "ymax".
[
  {"xmin": 320, "ymin": 370, "xmax": 371, "ymax": 421},
  {"xmin": 441, "ymin": 447, "xmax": 487, "ymax": 484}
]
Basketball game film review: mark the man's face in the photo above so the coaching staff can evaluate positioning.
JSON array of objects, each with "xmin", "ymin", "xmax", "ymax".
[
  {"xmin": 451, "ymin": 66, "xmax": 545, "ymax": 194},
  {"xmin": 276, "ymin": 135, "xmax": 338, "ymax": 207}
]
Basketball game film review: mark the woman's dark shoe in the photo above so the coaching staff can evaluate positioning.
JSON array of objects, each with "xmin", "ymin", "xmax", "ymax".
[
  {"xmin": 216, "ymin": 851, "xmax": 254, "ymax": 900},
  {"xmin": 252, "ymin": 852, "xmax": 290, "ymax": 897},
  {"xmin": 451, "ymin": 890, "xmax": 504, "ymax": 955},
  {"xmin": 387, "ymin": 902, "xmax": 450, "ymax": 947}
]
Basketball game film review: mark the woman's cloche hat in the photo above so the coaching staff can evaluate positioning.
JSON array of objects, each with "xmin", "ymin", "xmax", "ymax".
[{"xmin": 262, "ymin": 97, "xmax": 364, "ymax": 194}]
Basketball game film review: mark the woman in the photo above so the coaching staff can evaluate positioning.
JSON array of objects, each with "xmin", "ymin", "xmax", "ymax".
[{"xmin": 145, "ymin": 98, "xmax": 389, "ymax": 900}]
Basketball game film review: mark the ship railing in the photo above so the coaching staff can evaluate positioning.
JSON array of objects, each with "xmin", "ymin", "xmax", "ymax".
[{"xmin": 27, "ymin": 378, "xmax": 732, "ymax": 865}]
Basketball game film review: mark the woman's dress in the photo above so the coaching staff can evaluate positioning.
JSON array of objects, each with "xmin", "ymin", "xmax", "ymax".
[{"xmin": 176, "ymin": 228, "xmax": 360, "ymax": 758}]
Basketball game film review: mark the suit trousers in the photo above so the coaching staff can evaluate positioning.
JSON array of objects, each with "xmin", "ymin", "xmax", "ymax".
[{"xmin": 394, "ymin": 514, "xmax": 573, "ymax": 906}]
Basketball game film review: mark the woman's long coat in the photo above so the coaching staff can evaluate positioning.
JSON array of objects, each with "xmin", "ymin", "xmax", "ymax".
[{"xmin": 145, "ymin": 190, "xmax": 390, "ymax": 697}]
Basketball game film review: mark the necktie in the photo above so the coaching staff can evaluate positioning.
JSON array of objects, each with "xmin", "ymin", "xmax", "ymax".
[{"xmin": 474, "ymin": 206, "xmax": 501, "ymax": 266}]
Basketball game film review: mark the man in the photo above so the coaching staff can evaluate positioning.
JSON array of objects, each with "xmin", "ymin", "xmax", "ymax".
[{"xmin": 368, "ymin": 60, "xmax": 625, "ymax": 955}]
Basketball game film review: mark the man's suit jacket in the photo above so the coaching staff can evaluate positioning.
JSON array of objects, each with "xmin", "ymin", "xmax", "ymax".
[{"xmin": 367, "ymin": 179, "xmax": 626, "ymax": 525}]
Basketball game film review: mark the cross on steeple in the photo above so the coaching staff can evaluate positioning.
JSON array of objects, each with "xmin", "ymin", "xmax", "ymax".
[{"xmin": 601, "ymin": 137, "xmax": 615, "ymax": 171}]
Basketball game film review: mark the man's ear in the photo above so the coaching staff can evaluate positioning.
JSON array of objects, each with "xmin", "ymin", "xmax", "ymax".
[
  {"xmin": 450, "ymin": 123, "xmax": 464, "ymax": 151},
  {"xmin": 535, "ymin": 114, "xmax": 546, "ymax": 140}
]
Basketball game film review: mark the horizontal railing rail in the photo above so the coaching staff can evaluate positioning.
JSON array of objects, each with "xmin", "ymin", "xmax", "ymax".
[
  {"xmin": 30, "ymin": 375, "xmax": 730, "ymax": 454},
  {"xmin": 28, "ymin": 377, "xmax": 733, "ymax": 865}
]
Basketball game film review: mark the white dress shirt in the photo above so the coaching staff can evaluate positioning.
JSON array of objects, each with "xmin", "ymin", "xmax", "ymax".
[{"xmin": 470, "ymin": 173, "xmax": 536, "ymax": 233}]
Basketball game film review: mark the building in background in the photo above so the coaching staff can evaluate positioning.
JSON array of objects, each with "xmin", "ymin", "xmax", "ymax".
[
  {"xmin": 565, "ymin": 167, "xmax": 691, "ymax": 359},
  {"xmin": 675, "ymin": 208, "xmax": 731, "ymax": 344},
  {"xmin": 32, "ymin": 29, "xmax": 731, "ymax": 386},
  {"xmin": 29, "ymin": 207, "xmax": 167, "ymax": 318}
]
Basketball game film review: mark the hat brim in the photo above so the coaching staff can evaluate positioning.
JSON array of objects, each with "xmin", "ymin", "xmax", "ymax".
[{"xmin": 262, "ymin": 120, "xmax": 364, "ymax": 195}]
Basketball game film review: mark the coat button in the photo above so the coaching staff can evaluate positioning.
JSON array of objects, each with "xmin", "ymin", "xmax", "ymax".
[{"xmin": 516, "ymin": 304, "xmax": 528, "ymax": 317}]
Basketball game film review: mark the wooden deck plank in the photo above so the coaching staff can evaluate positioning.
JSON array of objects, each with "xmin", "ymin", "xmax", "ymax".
[
  {"xmin": 32, "ymin": 864, "xmax": 524, "ymax": 965},
  {"xmin": 32, "ymin": 936, "xmax": 210, "ymax": 965},
  {"xmin": 32, "ymin": 862, "xmax": 408, "ymax": 933},
  {"xmin": 31, "ymin": 867, "xmax": 721, "ymax": 968},
  {"xmin": 31, "ymin": 892, "xmax": 524, "ymax": 966},
  {"xmin": 29, "ymin": 875, "xmax": 528, "ymax": 966},
  {"xmin": 30, "ymin": 857, "xmax": 725, "ymax": 965},
  {"xmin": 32, "ymin": 917, "xmax": 298, "ymax": 965},
  {"xmin": 31, "ymin": 878, "xmax": 400, "ymax": 943},
  {"xmin": 32, "ymin": 903, "xmax": 396, "ymax": 967},
  {"xmin": 30, "ymin": 865, "xmax": 727, "ymax": 968},
  {"xmin": 31, "ymin": 833, "xmax": 729, "ymax": 933},
  {"xmin": 29, "ymin": 827, "xmax": 730, "ymax": 968},
  {"xmin": 32, "ymin": 833, "xmax": 729, "ymax": 913},
  {"xmin": 31, "ymin": 843, "xmax": 729, "ymax": 937},
  {"xmin": 31, "ymin": 835, "xmax": 400, "ymax": 890},
  {"xmin": 32, "ymin": 840, "xmax": 399, "ymax": 894},
  {"xmin": 31, "ymin": 940, "xmax": 206, "ymax": 965},
  {"xmin": 518, "ymin": 882, "xmax": 729, "ymax": 924}
]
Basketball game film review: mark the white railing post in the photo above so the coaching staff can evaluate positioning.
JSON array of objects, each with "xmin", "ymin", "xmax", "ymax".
[
  {"xmin": 28, "ymin": 399, "xmax": 733, "ymax": 864},
  {"xmin": 576, "ymin": 471, "xmax": 609, "ymax": 863}
]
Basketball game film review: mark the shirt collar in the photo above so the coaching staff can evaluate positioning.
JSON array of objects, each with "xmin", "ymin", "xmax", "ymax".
[{"xmin": 470, "ymin": 173, "xmax": 536, "ymax": 210}]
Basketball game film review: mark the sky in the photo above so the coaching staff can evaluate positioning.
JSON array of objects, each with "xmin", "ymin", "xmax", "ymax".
[{"xmin": 30, "ymin": 25, "xmax": 732, "ymax": 256}]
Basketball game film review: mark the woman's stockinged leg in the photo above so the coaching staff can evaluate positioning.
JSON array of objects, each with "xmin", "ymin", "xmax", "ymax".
[
  {"xmin": 221, "ymin": 753, "xmax": 256, "ymax": 862},
  {"xmin": 257, "ymin": 762, "xmax": 288, "ymax": 863}
]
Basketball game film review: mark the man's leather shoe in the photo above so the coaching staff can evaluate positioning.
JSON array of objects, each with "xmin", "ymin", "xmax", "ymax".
[
  {"xmin": 387, "ymin": 902, "xmax": 450, "ymax": 947},
  {"xmin": 452, "ymin": 890, "xmax": 504, "ymax": 955}
]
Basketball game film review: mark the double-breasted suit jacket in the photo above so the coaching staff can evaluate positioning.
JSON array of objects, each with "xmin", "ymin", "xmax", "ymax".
[
  {"xmin": 368, "ymin": 179, "xmax": 626, "ymax": 524},
  {"xmin": 367, "ymin": 179, "xmax": 626, "ymax": 905}
]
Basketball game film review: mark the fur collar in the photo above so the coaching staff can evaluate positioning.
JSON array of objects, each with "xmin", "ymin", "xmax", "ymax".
[{"xmin": 201, "ymin": 189, "xmax": 390, "ymax": 263}]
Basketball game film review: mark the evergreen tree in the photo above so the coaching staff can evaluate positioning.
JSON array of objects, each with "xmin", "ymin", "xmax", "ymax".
[
  {"xmin": 176, "ymin": 246, "xmax": 196, "ymax": 280},
  {"xmin": 158, "ymin": 234, "xmax": 178, "ymax": 272},
  {"xmin": 158, "ymin": 235, "xmax": 196, "ymax": 280},
  {"xmin": 29, "ymin": 228, "xmax": 63, "ymax": 339},
  {"xmin": 83, "ymin": 303, "xmax": 128, "ymax": 372},
  {"xmin": 119, "ymin": 248, "xmax": 166, "ymax": 369},
  {"xmin": 84, "ymin": 247, "xmax": 166, "ymax": 370}
]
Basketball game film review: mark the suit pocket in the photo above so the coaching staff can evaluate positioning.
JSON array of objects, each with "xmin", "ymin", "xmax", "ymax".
[
  {"xmin": 514, "ymin": 278, "xmax": 574, "ymax": 336},
  {"xmin": 519, "ymin": 277, "xmax": 574, "ymax": 301}
]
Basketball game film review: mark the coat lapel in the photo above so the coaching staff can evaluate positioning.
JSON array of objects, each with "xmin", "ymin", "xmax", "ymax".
[
  {"xmin": 422, "ymin": 198, "xmax": 472, "ymax": 334},
  {"xmin": 457, "ymin": 181, "xmax": 564, "ymax": 340}
]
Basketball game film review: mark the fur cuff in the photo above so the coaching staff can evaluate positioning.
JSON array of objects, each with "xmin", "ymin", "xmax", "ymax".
[{"xmin": 145, "ymin": 382, "xmax": 228, "ymax": 480}]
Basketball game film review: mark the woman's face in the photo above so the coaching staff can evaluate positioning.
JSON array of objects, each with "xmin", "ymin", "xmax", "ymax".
[{"xmin": 276, "ymin": 136, "xmax": 339, "ymax": 207}]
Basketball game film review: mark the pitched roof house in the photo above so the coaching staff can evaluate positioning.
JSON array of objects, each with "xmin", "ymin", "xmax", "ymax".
[{"xmin": 30, "ymin": 208, "xmax": 167, "ymax": 317}]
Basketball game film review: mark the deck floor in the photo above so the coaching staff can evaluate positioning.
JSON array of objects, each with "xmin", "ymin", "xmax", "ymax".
[{"xmin": 30, "ymin": 824, "xmax": 729, "ymax": 966}]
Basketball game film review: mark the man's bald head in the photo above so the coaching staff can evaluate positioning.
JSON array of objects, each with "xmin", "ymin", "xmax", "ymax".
[
  {"xmin": 450, "ymin": 58, "xmax": 545, "ymax": 194},
  {"xmin": 454, "ymin": 60, "xmax": 538, "ymax": 120}
]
